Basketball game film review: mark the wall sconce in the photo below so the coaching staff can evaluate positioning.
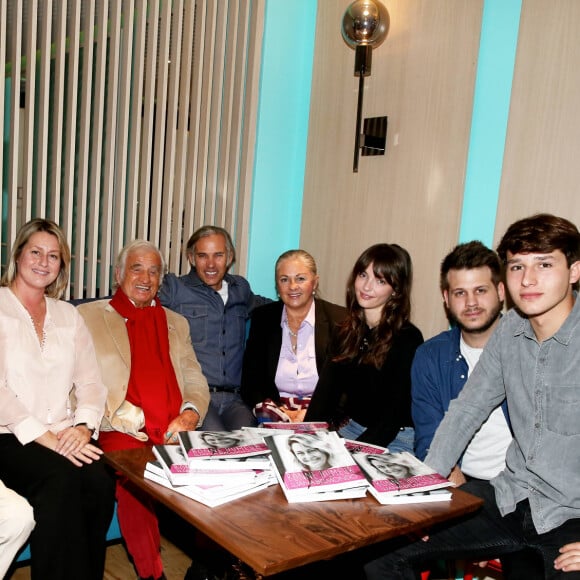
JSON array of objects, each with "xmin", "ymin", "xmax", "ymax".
[{"xmin": 341, "ymin": 0, "xmax": 389, "ymax": 173}]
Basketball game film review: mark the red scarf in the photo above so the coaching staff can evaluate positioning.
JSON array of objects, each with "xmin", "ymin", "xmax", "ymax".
[{"xmin": 110, "ymin": 288, "xmax": 182, "ymax": 444}]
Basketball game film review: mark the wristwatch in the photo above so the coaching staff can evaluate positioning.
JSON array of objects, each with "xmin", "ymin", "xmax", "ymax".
[{"xmin": 75, "ymin": 422, "xmax": 95, "ymax": 435}]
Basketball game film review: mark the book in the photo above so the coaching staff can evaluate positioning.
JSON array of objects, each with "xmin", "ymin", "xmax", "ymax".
[
  {"xmin": 260, "ymin": 421, "xmax": 329, "ymax": 433},
  {"xmin": 146, "ymin": 458, "xmax": 180, "ymax": 481},
  {"xmin": 264, "ymin": 431, "xmax": 369, "ymax": 502},
  {"xmin": 143, "ymin": 467, "xmax": 276, "ymax": 507},
  {"xmin": 178, "ymin": 429, "xmax": 270, "ymax": 461},
  {"xmin": 152, "ymin": 444, "xmax": 270, "ymax": 484},
  {"xmin": 343, "ymin": 439, "xmax": 389, "ymax": 455},
  {"xmin": 351, "ymin": 451, "xmax": 452, "ymax": 498},
  {"xmin": 145, "ymin": 460, "xmax": 273, "ymax": 491},
  {"xmin": 241, "ymin": 422, "xmax": 329, "ymax": 438},
  {"xmin": 272, "ymin": 480, "xmax": 369, "ymax": 504},
  {"xmin": 163, "ymin": 449, "xmax": 272, "ymax": 472},
  {"xmin": 151, "ymin": 445, "xmax": 194, "ymax": 486},
  {"xmin": 367, "ymin": 487, "xmax": 452, "ymax": 505},
  {"xmin": 185, "ymin": 455, "xmax": 272, "ymax": 471}
]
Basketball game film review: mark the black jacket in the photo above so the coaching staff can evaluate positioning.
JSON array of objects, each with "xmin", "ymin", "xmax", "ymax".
[
  {"xmin": 241, "ymin": 299, "xmax": 346, "ymax": 407},
  {"xmin": 306, "ymin": 322, "xmax": 424, "ymax": 448}
]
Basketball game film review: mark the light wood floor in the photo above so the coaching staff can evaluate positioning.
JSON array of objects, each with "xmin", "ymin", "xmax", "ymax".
[{"xmin": 8, "ymin": 535, "xmax": 192, "ymax": 580}]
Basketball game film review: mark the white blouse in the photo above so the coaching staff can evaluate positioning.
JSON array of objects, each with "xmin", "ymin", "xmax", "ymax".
[
  {"xmin": 0, "ymin": 287, "xmax": 106, "ymax": 444},
  {"xmin": 275, "ymin": 301, "xmax": 318, "ymax": 398}
]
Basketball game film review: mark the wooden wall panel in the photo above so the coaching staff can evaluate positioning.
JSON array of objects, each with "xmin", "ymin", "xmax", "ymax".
[
  {"xmin": 494, "ymin": 0, "xmax": 580, "ymax": 245},
  {"xmin": 302, "ymin": 0, "xmax": 483, "ymax": 339}
]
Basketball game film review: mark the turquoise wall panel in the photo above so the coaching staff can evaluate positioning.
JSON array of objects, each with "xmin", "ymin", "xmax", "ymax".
[
  {"xmin": 459, "ymin": 0, "xmax": 522, "ymax": 247},
  {"xmin": 246, "ymin": 0, "xmax": 318, "ymax": 297}
]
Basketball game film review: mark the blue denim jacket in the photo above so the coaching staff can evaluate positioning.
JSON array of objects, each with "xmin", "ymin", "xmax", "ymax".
[
  {"xmin": 159, "ymin": 270, "xmax": 269, "ymax": 388},
  {"xmin": 426, "ymin": 297, "xmax": 580, "ymax": 533},
  {"xmin": 412, "ymin": 325, "xmax": 510, "ymax": 460},
  {"xmin": 412, "ymin": 326, "xmax": 468, "ymax": 460}
]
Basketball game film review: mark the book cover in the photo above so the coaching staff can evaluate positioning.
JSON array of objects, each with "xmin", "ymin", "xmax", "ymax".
[
  {"xmin": 265, "ymin": 431, "xmax": 368, "ymax": 501},
  {"xmin": 352, "ymin": 451, "xmax": 452, "ymax": 496},
  {"xmin": 367, "ymin": 487, "xmax": 452, "ymax": 505},
  {"xmin": 178, "ymin": 429, "xmax": 270, "ymax": 460}
]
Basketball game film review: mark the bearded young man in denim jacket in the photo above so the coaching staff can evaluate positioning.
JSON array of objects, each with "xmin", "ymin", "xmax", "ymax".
[{"xmin": 412, "ymin": 241, "xmax": 511, "ymax": 484}]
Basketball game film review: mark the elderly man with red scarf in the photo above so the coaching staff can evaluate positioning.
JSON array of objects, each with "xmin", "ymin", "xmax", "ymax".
[{"xmin": 78, "ymin": 240, "xmax": 210, "ymax": 580}]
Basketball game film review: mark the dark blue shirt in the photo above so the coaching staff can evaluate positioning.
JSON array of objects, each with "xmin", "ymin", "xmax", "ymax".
[{"xmin": 159, "ymin": 270, "xmax": 269, "ymax": 388}]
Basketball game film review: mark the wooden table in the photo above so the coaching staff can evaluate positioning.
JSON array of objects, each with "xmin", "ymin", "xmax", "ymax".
[{"xmin": 105, "ymin": 447, "xmax": 483, "ymax": 577}]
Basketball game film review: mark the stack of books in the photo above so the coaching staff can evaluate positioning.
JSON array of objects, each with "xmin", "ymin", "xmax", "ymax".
[
  {"xmin": 351, "ymin": 450, "xmax": 453, "ymax": 504},
  {"xmin": 143, "ymin": 426, "xmax": 453, "ymax": 507},
  {"xmin": 144, "ymin": 429, "xmax": 276, "ymax": 507},
  {"xmin": 264, "ymin": 430, "xmax": 369, "ymax": 503}
]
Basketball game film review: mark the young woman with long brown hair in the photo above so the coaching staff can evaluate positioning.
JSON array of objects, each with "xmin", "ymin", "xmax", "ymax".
[{"xmin": 306, "ymin": 243, "xmax": 423, "ymax": 451}]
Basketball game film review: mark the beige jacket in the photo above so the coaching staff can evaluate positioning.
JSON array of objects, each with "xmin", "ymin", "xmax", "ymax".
[{"xmin": 78, "ymin": 299, "xmax": 210, "ymax": 441}]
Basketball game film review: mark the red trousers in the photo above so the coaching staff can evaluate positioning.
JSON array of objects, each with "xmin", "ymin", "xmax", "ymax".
[{"xmin": 99, "ymin": 431, "xmax": 163, "ymax": 579}]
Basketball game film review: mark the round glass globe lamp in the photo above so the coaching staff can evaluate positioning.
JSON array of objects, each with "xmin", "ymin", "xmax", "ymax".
[{"xmin": 341, "ymin": 0, "xmax": 389, "ymax": 49}]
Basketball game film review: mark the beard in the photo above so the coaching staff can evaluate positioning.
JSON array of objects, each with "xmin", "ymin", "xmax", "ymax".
[{"xmin": 448, "ymin": 302, "xmax": 503, "ymax": 335}]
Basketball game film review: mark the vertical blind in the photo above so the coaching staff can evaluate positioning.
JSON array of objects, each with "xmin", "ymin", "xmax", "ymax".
[{"xmin": 0, "ymin": 0, "xmax": 264, "ymax": 297}]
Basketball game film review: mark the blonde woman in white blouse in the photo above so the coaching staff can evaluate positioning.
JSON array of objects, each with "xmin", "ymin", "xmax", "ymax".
[{"xmin": 0, "ymin": 218, "xmax": 114, "ymax": 580}]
